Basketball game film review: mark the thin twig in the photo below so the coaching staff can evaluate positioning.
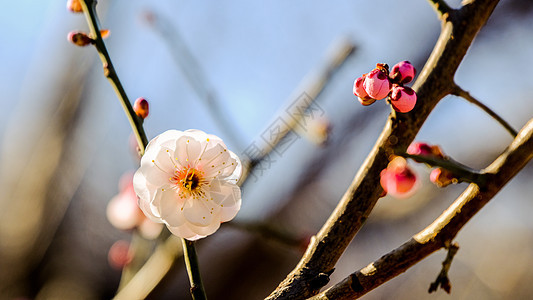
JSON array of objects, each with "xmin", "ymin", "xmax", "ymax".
[
  {"xmin": 80, "ymin": 0, "xmax": 153, "ymax": 288},
  {"xmin": 452, "ymin": 84, "xmax": 518, "ymax": 138},
  {"xmin": 79, "ymin": 1, "xmax": 203, "ymax": 297},
  {"xmin": 398, "ymin": 152, "xmax": 484, "ymax": 184},
  {"xmin": 182, "ymin": 240, "xmax": 207, "ymax": 300},
  {"xmin": 80, "ymin": 0, "xmax": 148, "ymax": 153},
  {"xmin": 428, "ymin": 243, "xmax": 459, "ymax": 294}
]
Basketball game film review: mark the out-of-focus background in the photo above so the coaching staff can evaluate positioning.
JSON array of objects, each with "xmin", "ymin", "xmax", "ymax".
[{"xmin": 1, "ymin": 1, "xmax": 532, "ymax": 299}]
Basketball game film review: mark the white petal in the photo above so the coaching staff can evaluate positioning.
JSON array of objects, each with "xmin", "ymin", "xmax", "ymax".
[
  {"xmin": 137, "ymin": 192, "xmax": 163, "ymax": 223},
  {"xmin": 175, "ymin": 136, "xmax": 201, "ymax": 167},
  {"xmin": 167, "ymin": 224, "xmax": 205, "ymax": 240},
  {"xmin": 187, "ymin": 220, "xmax": 221, "ymax": 236},
  {"xmin": 136, "ymin": 161, "xmax": 170, "ymax": 187},
  {"xmin": 201, "ymin": 150, "xmax": 232, "ymax": 177},
  {"xmin": 156, "ymin": 187, "xmax": 186, "ymax": 227},
  {"xmin": 220, "ymin": 203, "xmax": 241, "ymax": 223},
  {"xmin": 208, "ymin": 180, "xmax": 241, "ymax": 222},
  {"xmin": 182, "ymin": 196, "xmax": 218, "ymax": 226},
  {"xmin": 198, "ymin": 144, "xmax": 225, "ymax": 165},
  {"xmin": 133, "ymin": 169, "xmax": 156, "ymax": 204},
  {"xmin": 226, "ymin": 150, "xmax": 242, "ymax": 181},
  {"xmin": 150, "ymin": 130, "xmax": 183, "ymax": 148},
  {"xmin": 206, "ymin": 133, "xmax": 226, "ymax": 148}
]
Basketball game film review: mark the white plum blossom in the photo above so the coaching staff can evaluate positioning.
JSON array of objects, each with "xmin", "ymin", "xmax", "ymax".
[{"xmin": 133, "ymin": 129, "xmax": 242, "ymax": 240}]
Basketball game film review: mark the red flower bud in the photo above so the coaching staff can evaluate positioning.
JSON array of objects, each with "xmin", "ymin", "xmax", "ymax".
[
  {"xmin": 353, "ymin": 75, "xmax": 368, "ymax": 98},
  {"xmin": 390, "ymin": 85, "xmax": 417, "ymax": 113},
  {"xmin": 380, "ymin": 157, "xmax": 418, "ymax": 198},
  {"xmin": 133, "ymin": 97, "xmax": 149, "ymax": 119},
  {"xmin": 67, "ymin": 31, "xmax": 93, "ymax": 47},
  {"xmin": 66, "ymin": 0, "xmax": 83, "ymax": 13},
  {"xmin": 430, "ymin": 168, "xmax": 456, "ymax": 187},
  {"xmin": 364, "ymin": 68, "xmax": 392, "ymax": 100},
  {"xmin": 390, "ymin": 61, "xmax": 416, "ymax": 84},
  {"xmin": 108, "ymin": 240, "xmax": 133, "ymax": 270}
]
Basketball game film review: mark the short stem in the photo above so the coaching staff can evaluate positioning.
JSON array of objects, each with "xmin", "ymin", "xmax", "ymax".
[
  {"xmin": 181, "ymin": 239, "xmax": 207, "ymax": 300},
  {"xmin": 399, "ymin": 152, "xmax": 483, "ymax": 184},
  {"xmin": 453, "ymin": 84, "xmax": 518, "ymax": 138},
  {"xmin": 427, "ymin": 0, "xmax": 453, "ymax": 18},
  {"xmin": 428, "ymin": 243, "xmax": 459, "ymax": 294},
  {"xmin": 80, "ymin": 0, "xmax": 148, "ymax": 153}
]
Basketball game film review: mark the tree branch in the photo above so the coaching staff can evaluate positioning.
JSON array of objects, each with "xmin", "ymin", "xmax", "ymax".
[
  {"xmin": 266, "ymin": 1, "xmax": 500, "ymax": 299},
  {"xmin": 311, "ymin": 117, "xmax": 533, "ymax": 299},
  {"xmin": 452, "ymin": 83, "xmax": 518, "ymax": 137}
]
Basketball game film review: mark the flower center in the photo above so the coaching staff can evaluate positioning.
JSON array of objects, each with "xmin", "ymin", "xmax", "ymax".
[
  {"xmin": 171, "ymin": 167, "xmax": 207, "ymax": 199},
  {"xmin": 181, "ymin": 171, "xmax": 201, "ymax": 191}
]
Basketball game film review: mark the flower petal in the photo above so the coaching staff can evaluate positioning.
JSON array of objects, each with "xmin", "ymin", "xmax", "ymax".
[
  {"xmin": 182, "ymin": 197, "xmax": 215, "ymax": 226},
  {"xmin": 167, "ymin": 224, "xmax": 205, "ymax": 240},
  {"xmin": 133, "ymin": 169, "xmax": 157, "ymax": 204},
  {"xmin": 156, "ymin": 187, "xmax": 186, "ymax": 227},
  {"xmin": 175, "ymin": 136, "xmax": 202, "ymax": 167},
  {"xmin": 187, "ymin": 221, "xmax": 221, "ymax": 237},
  {"xmin": 209, "ymin": 180, "xmax": 241, "ymax": 222}
]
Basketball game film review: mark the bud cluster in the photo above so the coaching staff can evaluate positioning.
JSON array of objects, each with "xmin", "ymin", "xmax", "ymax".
[{"xmin": 353, "ymin": 61, "xmax": 417, "ymax": 113}]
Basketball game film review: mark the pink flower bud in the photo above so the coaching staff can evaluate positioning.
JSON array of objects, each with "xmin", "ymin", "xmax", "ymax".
[
  {"xmin": 407, "ymin": 142, "xmax": 445, "ymax": 159},
  {"xmin": 380, "ymin": 156, "xmax": 418, "ymax": 198},
  {"xmin": 66, "ymin": 0, "xmax": 83, "ymax": 13},
  {"xmin": 108, "ymin": 240, "xmax": 133, "ymax": 270},
  {"xmin": 407, "ymin": 142, "xmax": 433, "ymax": 156},
  {"xmin": 67, "ymin": 31, "xmax": 93, "ymax": 47},
  {"xmin": 430, "ymin": 168, "xmax": 456, "ymax": 187},
  {"xmin": 390, "ymin": 85, "xmax": 417, "ymax": 113},
  {"xmin": 133, "ymin": 97, "xmax": 149, "ymax": 119},
  {"xmin": 390, "ymin": 61, "xmax": 416, "ymax": 84},
  {"xmin": 363, "ymin": 69, "xmax": 392, "ymax": 100},
  {"xmin": 353, "ymin": 75, "xmax": 368, "ymax": 98}
]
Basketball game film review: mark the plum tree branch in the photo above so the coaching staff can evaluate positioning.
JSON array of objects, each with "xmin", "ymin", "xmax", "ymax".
[
  {"xmin": 311, "ymin": 117, "xmax": 533, "ymax": 299},
  {"xmin": 266, "ymin": 0, "xmax": 500, "ymax": 299}
]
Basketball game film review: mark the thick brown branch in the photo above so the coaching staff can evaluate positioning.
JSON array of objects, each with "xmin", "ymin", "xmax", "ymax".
[
  {"xmin": 266, "ymin": 0, "xmax": 500, "ymax": 299},
  {"xmin": 311, "ymin": 117, "xmax": 533, "ymax": 299}
]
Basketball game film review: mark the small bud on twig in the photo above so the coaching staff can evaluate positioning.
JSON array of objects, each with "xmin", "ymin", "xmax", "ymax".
[
  {"xmin": 133, "ymin": 97, "xmax": 149, "ymax": 119},
  {"xmin": 68, "ymin": 31, "xmax": 94, "ymax": 47},
  {"xmin": 66, "ymin": 0, "xmax": 83, "ymax": 13}
]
